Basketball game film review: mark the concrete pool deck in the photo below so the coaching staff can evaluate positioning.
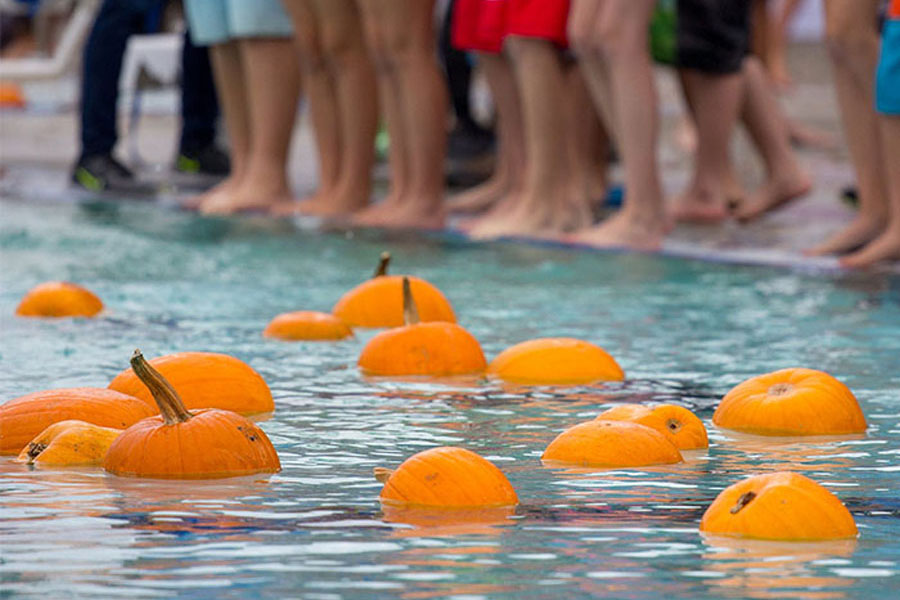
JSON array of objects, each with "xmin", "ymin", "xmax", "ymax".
[{"xmin": 0, "ymin": 43, "xmax": 894, "ymax": 273}]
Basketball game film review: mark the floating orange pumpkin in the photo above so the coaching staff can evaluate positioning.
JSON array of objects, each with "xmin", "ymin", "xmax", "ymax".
[
  {"xmin": 108, "ymin": 351, "xmax": 273, "ymax": 416},
  {"xmin": 358, "ymin": 278, "xmax": 485, "ymax": 377},
  {"xmin": 713, "ymin": 368, "xmax": 866, "ymax": 436},
  {"xmin": 542, "ymin": 420, "xmax": 683, "ymax": 468},
  {"xmin": 15, "ymin": 282, "xmax": 104, "ymax": 318},
  {"xmin": 16, "ymin": 420, "xmax": 121, "ymax": 466},
  {"xmin": 0, "ymin": 388, "xmax": 154, "ymax": 455},
  {"xmin": 597, "ymin": 404, "xmax": 708, "ymax": 450},
  {"xmin": 487, "ymin": 338, "xmax": 624, "ymax": 385},
  {"xmin": 0, "ymin": 82, "xmax": 26, "ymax": 108},
  {"xmin": 263, "ymin": 311, "xmax": 352, "ymax": 341},
  {"xmin": 103, "ymin": 350, "xmax": 281, "ymax": 479},
  {"xmin": 332, "ymin": 252, "xmax": 456, "ymax": 328},
  {"xmin": 700, "ymin": 472, "xmax": 858, "ymax": 541},
  {"xmin": 376, "ymin": 446, "xmax": 518, "ymax": 508}
]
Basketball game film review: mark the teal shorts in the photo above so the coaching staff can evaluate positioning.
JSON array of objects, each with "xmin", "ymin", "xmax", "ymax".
[
  {"xmin": 185, "ymin": 0, "xmax": 293, "ymax": 46},
  {"xmin": 876, "ymin": 20, "xmax": 900, "ymax": 115}
]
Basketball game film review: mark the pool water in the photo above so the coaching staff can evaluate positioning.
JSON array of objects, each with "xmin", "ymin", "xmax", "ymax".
[{"xmin": 1, "ymin": 198, "xmax": 898, "ymax": 599}]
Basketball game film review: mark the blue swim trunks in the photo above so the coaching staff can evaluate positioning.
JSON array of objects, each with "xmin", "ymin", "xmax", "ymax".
[
  {"xmin": 184, "ymin": 0, "xmax": 293, "ymax": 46},
  {"xmin": 876, "ymin": 2, "xmax": 900, "ymax": 115}
]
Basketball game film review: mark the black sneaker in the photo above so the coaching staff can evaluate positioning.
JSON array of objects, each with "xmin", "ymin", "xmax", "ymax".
[
  {"xmin": 175, "ymin": 144, "xmax": 230, "ymax": 176},
  {"xmin": 71, "ymin": 154, "xmax": 138, "ymax": 192}
]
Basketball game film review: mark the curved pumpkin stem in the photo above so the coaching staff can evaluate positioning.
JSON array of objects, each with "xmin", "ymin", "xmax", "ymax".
[
  {"xmin": 373, "ymin": 466, "xmax": 394, "ymax": 483},
  {"xmin": 730, "ymin": 491, "xmax": 757, "ymax": 514},
  {"xmin": 131, "ymin": 349, "xmax": 192, "ymax": 425},
  {"xmin": 374, "ymin": 252, "xmax": 391, "ymax": 278},
  {"xmin": 402, "ymin": 277, "xmax": 420, "ymax": 326}
]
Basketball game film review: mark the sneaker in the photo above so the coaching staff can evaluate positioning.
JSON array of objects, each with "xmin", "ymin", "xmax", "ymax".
[
  {"xmin": 71, "ymin": 154, "xmax": 138, "ymax": 192},
  {"xmin": 175, "ymin": 144, "xmax": 230, "ymax": 176}
]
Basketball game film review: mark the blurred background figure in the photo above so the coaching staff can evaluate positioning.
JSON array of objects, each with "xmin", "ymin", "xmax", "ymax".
[
  {"xmin": 72, "ymin": 0, "xmax": 229, "ymax": 193},
  {"xmin": 183, "ymin": 0, "xmax": 300, "ymax": 214}
]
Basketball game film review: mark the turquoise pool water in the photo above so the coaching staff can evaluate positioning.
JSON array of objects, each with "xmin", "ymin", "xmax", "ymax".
[{"xmin": 1, "ymin": 198, "xmax": 898, "ymax": 599}]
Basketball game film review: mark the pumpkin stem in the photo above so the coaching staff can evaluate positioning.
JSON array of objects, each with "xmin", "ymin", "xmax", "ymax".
[
  {"xmin": 25, "ymin": 441, "xmax": 48, "ymax": 464},
  {"xmin": 374, "ymin": 252, "xmax": 391, "ymax": 278},
  {"xmin": 130, "ymin": 349, "xmax": 192, "ymax": 425},
  {"xmin": 373, "ymin": 466, "xmax": 394, "ymax": 483},
  {"xmin": 730, "ymin": 491, "xmax": 757, "ymax": 514},
  {"xmin": 402, "ymin": 277, "xmax": 420, "ymax": 326},
  {"xmin": 769, "ymin": 383, "xmax": 794, "ymax": 397}
]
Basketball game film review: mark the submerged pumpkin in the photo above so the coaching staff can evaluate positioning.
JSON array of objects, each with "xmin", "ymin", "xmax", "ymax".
[
  {"xmin": 542, "ymin": 420, "xmax": 683, "ymax": 468},
  {"xmin": 700, "ymin": 472, "xmax": 858, "ymax": 541},
  {"xmin": 597, "ymin": 404, "xmax": 708, "ymax": 450},
  {"xmin": 108, "ymin": 351, "xmax": 273, "ymax": 416},
  {"xmin": 358, "ymin": 277, "xmax": 485, "ymax": 377},
  {"xmin": 103, "ymin": 350, "xmax": 281, "ymax": 479},
  {"xmin": 713, "ymin": 368, "xmax": 866, "ymax": 436},
  {"xmin": 16, "ymin": 420, "xmax": 121, "ymax": 466},
  {"xmin": 0, "ymin": 388, "xmax": 154, "ymax": 455},
  {"xmin": 487, "ymin": 338, "xmax": 624, "ymax": 385},
  {"xmin": 15, "ymin": 281, "xmax": 103, "ymax": 318},
  {"xmin": 376, "ymin": 446, "xmax": 518, "ymax": 508},
  {"xmin": 263, "ymin": 311, "xmax": 352, "ymax": 341},
  {"xmin": 332, "ymin": 252, "xmax": 456, "ymax": 328}
]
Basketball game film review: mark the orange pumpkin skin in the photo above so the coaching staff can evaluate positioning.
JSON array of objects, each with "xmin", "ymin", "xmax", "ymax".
[
  {"xmin": 263, "ymin": 311, "xmax": 352, "ymax": 341},
  {"xmin": 700, "ymin": 472, "xmax": 858, "ymax": 541},
  {"xmin": 0, "ymin": 388, "xmax": 154, "ymax": 455},
  {"xmin": 542, "ymin": 420, "xmax": 683, "ymax": 467},
  {"xmin": 15, "ymin": 282, "xmax": 103, "ymax": 318},
  {"xmin": 597, "ymin": 404, "xmax": 708, "ymax": 450},
  {"xmin": 358, "ymin": 322, "xmax": 487, "ymax": 377},
  {"xmin": 487, "ymin": 338, "xmax": 624, "ymax": 385},
  {"xmin": 713, "ymin": 368, "xmax": 866, "ymax": 436},
  {"xmin": 332, "ymin": 276, "xmax": 456, "ymax": 328},
  {"xmin": 16, "ymin": 420, "xmax": 122, "ymax": 466},
  {"xmin": 103, "ymin": 408, "xmax": 280, "ymax": 479},
  {"xmin": 0, "ymin": 82, "xmax": 25, "ymax": 108},
  {"xmin": 379, "ymin": 446, "xmax": 518, "ymax": 508},
  {"xmin": 108, "ymin": 352, "xmax": 274, "ymax": 416}
]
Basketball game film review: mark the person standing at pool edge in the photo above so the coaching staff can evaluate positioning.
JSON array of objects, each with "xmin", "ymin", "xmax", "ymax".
[{"xmin": 183, "ymin": 0, "xmax": 300, "ymax": 214}]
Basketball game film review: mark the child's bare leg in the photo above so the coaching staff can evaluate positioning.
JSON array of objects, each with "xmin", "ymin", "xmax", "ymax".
[
  {"xmin": 470, "ymin": 37, "xmax": 586, "ymax": 239},
  {"xmin": 352, "ymin": 0, "xmax": 411, "ymax": 224},
  {"xmin": 570, "ymin": 0, "xmax": 667, "ymax": 251},
  {"xmin": 448, "ymin": 52, "xmax": 525, "ymax": 214},
  {"xmin": 278, "ymin": 0, "xmax": 340, "ymax": 215},
  {"xmin": 188, "ymin": 42, "xmax": 247, "ymax": 209},
  {"xmin": 733, "ymin": 56, "xmax": 810, "ymax": 221},
  {"xmin": 841, "ymin": 118, "xmax": 900, "ymax": 266},
  {"xmin": 567, "ymin": 65, "xmax": 608, "ymax": 213},
  {"xmin": 387, "ymin": 0, "xmax": 446, "ymax": 228},
  {"xmin": 807, "ymin": 0, "xmax": 886, "ymax": 255},
  {"xmin": 318, "ymin": 0, "xmax": 377, "ymax": 216},
  {"xmin": 671, "ymin": 69, "xmax": 743, "ymax": 223},
  {"xmin": 202, "ymin": 38, "xmax": 301, "ymax": 214}
]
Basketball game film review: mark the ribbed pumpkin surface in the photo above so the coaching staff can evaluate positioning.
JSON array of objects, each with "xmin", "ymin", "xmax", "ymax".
[
  {"xmin": 598, "ymin": 404, "xmax": 708, "ymax": 450},
  {"xmin": 108, "ymin": 352, "xmax": 274, "ymax": 416},
  {"xmin": 358, "ymin": 322, "xmax": 486, "ymax": 376},
  {"xmin": 104, "ymin": 409, "xmax": 281, "ymax": 479},
  {"xmin": 488, "ymin": 338, "xmax": 624, "ymax": 385},
  {"xmin": 380, "ymin": 446, "xmax": 518, "ymax": 508},
  {"xmin": 700, "ymin": 472, "xmax": 858, "ymax": 540},
  {"xmin": 15, "ymin": 281, "xmax": 103, "ymax": 318},
  {"xmin": 0, "ymin": 388, "xmax": 154, "ymax": 455},
  {"xmin": 263, "ymin": 311, "xmax": 352, "ymax": 341},
  {"xmin": 333, "ymin": 276, "xmax": 456, "ymax": 328},
  {"xmin": 542, "ymin": 420, "xmax": 683, "ymax": 467},
  {"xmin": 713, "ymin": 368, "xmax": 866, "ymax": 436}
]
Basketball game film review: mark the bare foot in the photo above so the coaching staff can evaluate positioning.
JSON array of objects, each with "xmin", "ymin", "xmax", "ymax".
[
  {"xmin": 733, "ymin": 169, "xmax": 811, "ymax": 222},
  {"xmin": 270, "ymin": 186, "xmax": 369, "ymax": 218},
  {"xmin": 568, "ymin": 211, "xmax": 668, "ymax": 252},
  {"xmin": 268, "ymin": 193, "xmax": 327, "ymax": 217},
  {"xmin": 788, "ymin": 121, "xmax": 837, "ymax": 152},
  {"xmin": 376, "ymin": 201, "xmax": 446, "ymax": 230},
  {"xmin": 839, "ymin": 226, "xmax": 900, "ymax": 268},
  {"xmin": 447, "ymin": 175, "xmax": 511, "ymax": 215},
  {"xmin": 468, "ymin": 194, "xmax": 590, "ymax": 240},
  {"xmin": 199, "ymin": 178, "xmax": 292, "ymax": 215},
  {"xmin": 670, "ymin": 186, "xmax": 730, "ymax": 224},
  {"xmin": 183, "ymin": 176, "xmax": 240, "ymax": 210},
  {"xmin": 351, "ymin": 195, "xmax": 405, "ymax": 227},
  {"xmin": 805, "ymin": 215, "xmax": 886, "ymax": 256}
]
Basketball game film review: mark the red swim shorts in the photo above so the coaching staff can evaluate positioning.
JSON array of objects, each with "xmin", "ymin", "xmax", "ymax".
[
  {"xmin": 505, "ymin": 0, "xmax": 570, "ymax": 48},
  {"xmin": 452, "ymin": 0, "xmax": 509, "ymax": 54}
]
